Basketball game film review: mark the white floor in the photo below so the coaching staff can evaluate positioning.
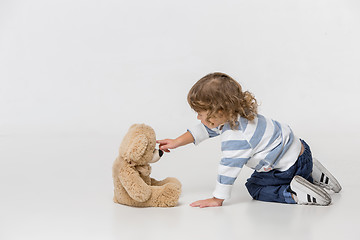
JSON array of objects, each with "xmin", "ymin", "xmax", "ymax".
[{"xmin": 1, "ymin": 134, "xmax": 359, "ymax": 240}]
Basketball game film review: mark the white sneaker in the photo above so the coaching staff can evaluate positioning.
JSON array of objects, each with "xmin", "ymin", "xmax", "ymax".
[
  {"xmin": 290, "ymin": 175, "xmax": 332, "ymax": 206},
  {"xmin": 312, "ymin": 157, "xmax": 342, "ymax": 193}
]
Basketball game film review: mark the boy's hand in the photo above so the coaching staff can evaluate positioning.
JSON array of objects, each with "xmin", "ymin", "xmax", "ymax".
[
  {"xmin": 190, "ymin": 197, "xmax": 224, "ymax": 208},
  {"xmin": 156, "ymin": 139, "xmax": 179, "ymax": 153},
  {"xmin": 157, "ymin": 132, "xmax": 194, "ymax": 153}
]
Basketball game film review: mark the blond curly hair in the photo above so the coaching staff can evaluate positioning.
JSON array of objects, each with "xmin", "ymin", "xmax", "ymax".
[{"xmin": 187, "ymin": 72, "xmax": 258, "ymax": 129}]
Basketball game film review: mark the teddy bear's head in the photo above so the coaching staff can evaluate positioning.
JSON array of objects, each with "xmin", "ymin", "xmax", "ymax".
[{"xmin": 119, "ymin": 124, "xmax": 163, "ymax": 166}]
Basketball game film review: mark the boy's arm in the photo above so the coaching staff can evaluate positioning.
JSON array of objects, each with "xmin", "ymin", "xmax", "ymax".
[
  {"xmin": 187, "ymin": 123, "xmax": 219, "ymax": 145},
  {"xmin": 213, "ymin": 141, "xmax": 252, "ymax": 200},
  {"xmin": 191, "ymin": 140, "xmax": 252, "ymax": 208},
  {"xmin": 176, "ymin": 131, "xmax": 195, "ymax": 147},
  {"xmin": 158, "ymin": 123, "xmax": 219, "ymax": 152}
]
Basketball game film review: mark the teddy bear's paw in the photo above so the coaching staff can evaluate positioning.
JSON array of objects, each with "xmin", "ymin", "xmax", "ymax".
[{"xmin": 156, "ymin": 183, "xmax": 181, "ymax": 207}]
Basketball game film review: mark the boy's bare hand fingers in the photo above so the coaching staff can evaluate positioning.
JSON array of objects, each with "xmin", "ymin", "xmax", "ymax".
[
  {"xmin": 190, "ymin": 200, "xmax": 205, "ymax": 207},
  {"xmin": 190, "ymin": 198, "xmax": 223, "ymax": 208},
  {"xmin": 159, "ymin": 145, "xmax": 170, "ymax": 152}
]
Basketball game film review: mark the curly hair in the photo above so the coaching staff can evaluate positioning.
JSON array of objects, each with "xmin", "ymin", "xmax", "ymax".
[{"xmin": 187, "ymin": 72, "xmax": 258, "ymax": 129}]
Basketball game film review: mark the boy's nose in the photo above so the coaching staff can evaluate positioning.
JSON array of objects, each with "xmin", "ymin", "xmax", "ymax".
[{"xmin": 159, "ymin": 150, "xmax": 164, "ymax": 157}]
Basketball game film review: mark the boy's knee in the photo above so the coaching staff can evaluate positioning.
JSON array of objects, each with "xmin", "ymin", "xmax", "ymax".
[{"xmin": 245, "ymin": 182, "xmax": 262, "ymax": 200}]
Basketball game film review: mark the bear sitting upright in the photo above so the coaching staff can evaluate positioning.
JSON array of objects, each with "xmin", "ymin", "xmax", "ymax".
[{"xmin": 112, "ymin": 124, "xmax": 181, "ymax": 207}]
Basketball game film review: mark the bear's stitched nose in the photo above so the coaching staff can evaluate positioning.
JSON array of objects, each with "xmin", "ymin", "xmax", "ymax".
[{"xmin": 159, "ymin": 150, "xmax": 164, "ymax": 157}]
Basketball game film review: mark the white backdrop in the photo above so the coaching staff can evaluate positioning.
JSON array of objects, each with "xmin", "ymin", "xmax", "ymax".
[
  {"xmin": 1, "ymin": 1, "xmax": 360, "ymax": 239},
  {"xmin": 1, "ymin": 0, "xmax": 359, "ymax": 139}
]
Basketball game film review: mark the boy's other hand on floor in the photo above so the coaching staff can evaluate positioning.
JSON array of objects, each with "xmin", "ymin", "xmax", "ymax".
[{"xmin": 190, "ymin": 197, "xmax": 224, "ymax": 208}]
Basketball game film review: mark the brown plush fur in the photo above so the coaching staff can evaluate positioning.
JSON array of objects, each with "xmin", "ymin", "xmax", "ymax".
[{"xmin": 112, "ymin": 124, "xmax": 181, "ymax": 207}]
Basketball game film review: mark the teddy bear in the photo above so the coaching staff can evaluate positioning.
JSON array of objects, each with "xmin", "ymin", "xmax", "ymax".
[{"xmin": 112, "ymin": 123, "xmax": 181, "ymax": 207}]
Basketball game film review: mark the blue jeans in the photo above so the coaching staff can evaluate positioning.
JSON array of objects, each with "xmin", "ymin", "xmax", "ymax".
[{"xmin": 245, "ymin": 140, "xmax": 313, "ymax": 204}]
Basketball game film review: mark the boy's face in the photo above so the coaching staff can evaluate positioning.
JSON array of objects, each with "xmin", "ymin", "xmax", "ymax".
[{"xmin": 197, "ymin": 111, "xmax": 228, "ymax": 129}]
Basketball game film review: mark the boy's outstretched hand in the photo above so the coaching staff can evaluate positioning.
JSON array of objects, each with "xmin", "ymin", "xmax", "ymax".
[
  {"xmin": 156, "ymin": 139, "xmax": 179, "ymax": 153},
  {"xmin": 157, "ymin": 131, "xmax": 195, "ymax": 153},
  {"xmin": 190, "ymin": 197, "xmax": 224, "ymax": 208}
]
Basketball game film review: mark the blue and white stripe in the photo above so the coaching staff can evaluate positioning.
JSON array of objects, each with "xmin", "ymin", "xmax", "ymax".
[{"xmin": 187, "ymin": 114, "xmax": 301, "ymax": 200}]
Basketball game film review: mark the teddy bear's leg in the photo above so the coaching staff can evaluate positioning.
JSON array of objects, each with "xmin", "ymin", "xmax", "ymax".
[
  {"xmin": 114, "ymin": 188, "xmax": 149, "ymax": 207},
  {"xmin": 113, "ymin": 187, "xmax": 123, "ymax": 204},
  {"xmin": 146, "ymin": 183, "xmax": 181, "ymax": 207},
  {"xmin": 114, "ymin": 181, "xmax": 181, "ymax": 207},
  {"xmin": 151, "ymin": 177, "xmax": 181, "ymax": 187}
]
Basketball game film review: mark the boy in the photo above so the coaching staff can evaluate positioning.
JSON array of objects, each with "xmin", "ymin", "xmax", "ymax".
[{"xmin": 157, "ymin": 72, "xmax": 341, "ymax": 208}]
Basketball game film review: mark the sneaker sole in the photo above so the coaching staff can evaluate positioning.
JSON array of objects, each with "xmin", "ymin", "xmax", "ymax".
[
  {"xmin": 313, "ymin": 158, "xmax": 342, "ymax": 193},
  {"xmin": 291, "ymin": 176, "xmax": 332, "ymax": 206}
]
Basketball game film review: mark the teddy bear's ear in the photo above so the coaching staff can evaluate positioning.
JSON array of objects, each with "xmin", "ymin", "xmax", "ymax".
[{"xmin": 126, "ymin": 134, "xmax": 149, "ymax": 162}]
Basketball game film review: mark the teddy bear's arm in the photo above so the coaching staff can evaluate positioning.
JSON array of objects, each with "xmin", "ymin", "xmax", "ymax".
[{"xmin": 119, "ymin": 164, "xmax": 152, "ymax": 202}]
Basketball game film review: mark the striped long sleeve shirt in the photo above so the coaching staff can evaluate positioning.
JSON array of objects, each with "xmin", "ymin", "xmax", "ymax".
[{"xmin": 187, "ymin": 114, "xmax": 302, "ymax": 200}]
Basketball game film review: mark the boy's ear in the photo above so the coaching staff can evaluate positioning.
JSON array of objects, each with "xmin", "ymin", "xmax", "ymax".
[{"xmin": 126, "ymin": 134, "xmax": 148, "ymax": 161}]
